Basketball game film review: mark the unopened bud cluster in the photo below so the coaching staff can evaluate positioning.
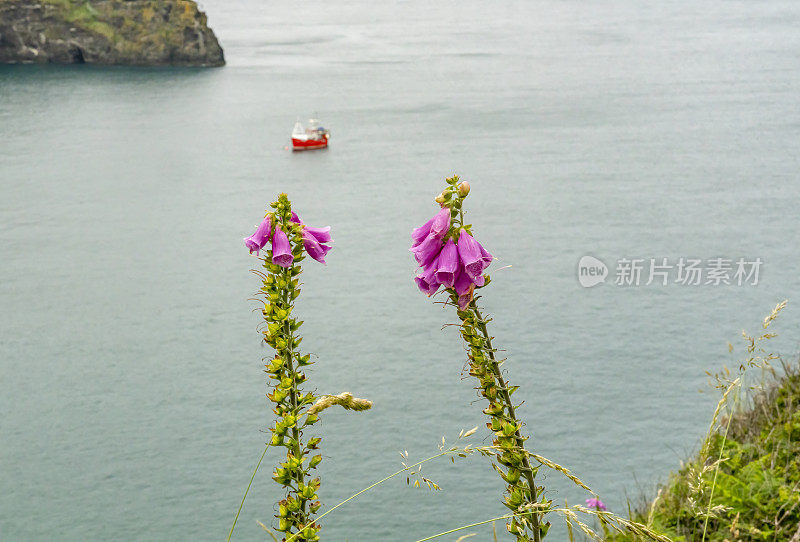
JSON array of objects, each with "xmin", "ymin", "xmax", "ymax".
[
  {"xmin": 435, "ymin": 175, "xmax": 470, "ymax": 221},
  {"xmin": 259, "ymin": 194, "xmax": 323, "ymax": 542}
]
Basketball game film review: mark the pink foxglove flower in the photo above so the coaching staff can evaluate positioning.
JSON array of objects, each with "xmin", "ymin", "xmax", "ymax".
[
  {"xmin": 480, "ymin": 243, "xmax": 493, "ymax": 267},
  {"xmin": 411, "ymin": 233, "xmax": 445, "ymax": 268},
  {"xmin": 586, "ymin": 497, "xmax": 607, "ymax": 511},
  {"xmin": 246, "ymin": 211, "xmax": 332, "ymax": 265},
  {"xmin": 434, "ymin": 238, "xmax": 459, "ymax": 288},
  {"xmin": 271, "ymin": 226, "xmax": 294, "ymax": 268},
  {"xmin": 415, "ymin": 260, "xmax": 441, "ymax": 296},
  {"xmin": 290, "ymin": 212, "xmax": 333, "ymax": 263},
  {"xmin": 456, "ymin": 229, "xmax": 488, "ymax": 279},
  {"xmin": 244, "ymin": 216, "xmax": 272, "ymax": 255},
  {"xmin": 411, "ymin": 217, "xmax": 436, "ymax": 247},
  {"xmin": 303, "ymin": 226, "xmax": 331, "ymax": 244},
  {"xmin": 453, "ymin": 268, "xmax": 476, "ymax": 309},
  {"xmin": 409, "ymin": 206, "xmax": 490, "ymax": 308},
  {"xmin": 302, "ymin": 229, "xmax": 332, "ymax": 264},
  {"xmin": 410, "ymin": 208, "xmax": 451, "ymax": 267},
  {"xmin": 411, "ymin": 207, "xmax": 450, "ymax": 247}
]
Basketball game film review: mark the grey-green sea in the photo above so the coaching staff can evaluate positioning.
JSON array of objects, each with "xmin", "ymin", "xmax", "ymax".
[{"xmin": 1, "ymin": 0, "xmax": 799, "ymax": 540}]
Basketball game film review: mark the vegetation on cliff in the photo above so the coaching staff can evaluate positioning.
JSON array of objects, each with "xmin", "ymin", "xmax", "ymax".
[
  {"xmin": 0, "ymin": 0, "xmax": 224, "ymax": 66},
  {"xmin": 610, "ymin": 303, "xmax": 799, "ymax": 542}
]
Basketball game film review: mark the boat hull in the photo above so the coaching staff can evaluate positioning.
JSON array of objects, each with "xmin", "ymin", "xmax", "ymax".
[{"xmin": 292, "ymin": 138, "xmax": 328, "ymax": 151}]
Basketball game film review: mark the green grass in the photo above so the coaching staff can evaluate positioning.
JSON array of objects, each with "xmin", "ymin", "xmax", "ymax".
[
  {"xmin": 611, "ymin": 363, "xmax": 800, "ymax": 542},
  {"xmin": 40, "ymin": 0, "xmax": 193, "ymax": 47}
]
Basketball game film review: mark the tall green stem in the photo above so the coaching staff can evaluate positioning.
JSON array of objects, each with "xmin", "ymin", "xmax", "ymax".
[
  {"xmin": 471, "ymin": 304, "xmax": 541, "ymax": 542},
  {"xmin": 281, "ymin": 265, "xmax": 307, "ymax": 518},
  {"xmin": 447, "ymin": 294, "xmax": 542, "ymax": 541},
  {"xmin": 258, "ymin": 194, "xmax": 322, "ymax": 542},
  {"xmin": 422, "ymin": 176, "xmax": 546, "ymax": 540}
]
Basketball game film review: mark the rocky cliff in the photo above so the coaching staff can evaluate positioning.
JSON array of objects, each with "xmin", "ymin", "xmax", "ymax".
[{"xmin": 0, "ymin": 0, "xmax": 224, "ymax": 66}]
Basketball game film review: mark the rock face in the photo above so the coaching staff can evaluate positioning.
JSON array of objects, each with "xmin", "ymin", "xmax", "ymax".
[{"xmin": 0, "ymin": 0, "xmax": 224, "ymax": 66}]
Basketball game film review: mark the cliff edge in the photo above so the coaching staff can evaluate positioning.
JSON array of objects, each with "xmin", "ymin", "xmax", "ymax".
[{"xmin": 0, "ymin": 0, "xmax": 224, "ymax": 66}]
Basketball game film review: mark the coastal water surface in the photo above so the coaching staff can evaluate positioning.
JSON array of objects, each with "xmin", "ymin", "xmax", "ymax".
[{"xmin": 1, "ymin": 1, "xmax": 799, "ymax": 540}]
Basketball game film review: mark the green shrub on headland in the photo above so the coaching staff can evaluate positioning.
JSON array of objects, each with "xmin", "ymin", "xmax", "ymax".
[{"xmin": 0, "ymin": 0, "xmax": 224, "ymax": 66}]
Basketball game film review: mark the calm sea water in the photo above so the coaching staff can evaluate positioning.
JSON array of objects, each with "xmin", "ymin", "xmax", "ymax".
[{"xmin": 2, "ymin": 1, "xmax": 799, "ymax": 540}]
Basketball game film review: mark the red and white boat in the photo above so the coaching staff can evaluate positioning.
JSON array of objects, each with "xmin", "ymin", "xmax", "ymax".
[{"xmin": 291, "ymin": 119, "xmax": 330, "ymax": 151}]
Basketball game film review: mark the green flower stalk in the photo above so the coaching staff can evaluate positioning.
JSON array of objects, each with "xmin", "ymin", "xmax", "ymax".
[
  {"xmin": 248, "ymin": 194, "xmax": 328, "ymax": 542},
  {"xmin": 410, "ymin": 177, "xmax": 548, "ymax": 542}
]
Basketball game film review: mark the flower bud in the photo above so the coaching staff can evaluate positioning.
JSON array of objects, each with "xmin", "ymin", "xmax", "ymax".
[
  {"xmin": 298, "ymin": 353, "xmax": 312, "ymax": 366},
  {"xmin": 301, "ymin": 484, "xmax": 317, "ymax": 499},
  {"xmin": 458, "ymin": 181, "xmax": 470, "ymax": 197},
  {"xmin": 498, "ymin": 435, "xmax": 515, "ymax": 450},
  {"xmin": 278, "ymin": 503, "xmax": 289, "ymax": 518},
  {"xmin": 270, "ymin": 388, "xmax": 288, "ymax": 403},
  {"xmin": 507, "ymin": 489, "xmax": 523, "ymax": 507},
  {"xmin": 435, "ymin": 193, "xmax": 446, "ymax": 204},
  {"xmin": 272, "ymin": 467, "xmax": 290, "ymax": 484},
  {"xmin": 484, "ymin": 402, "xmax": 503, "ymax": 416},
  {"xmin": 286, "ymin": 455, "xmax": 302, "ymax": 470}
]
